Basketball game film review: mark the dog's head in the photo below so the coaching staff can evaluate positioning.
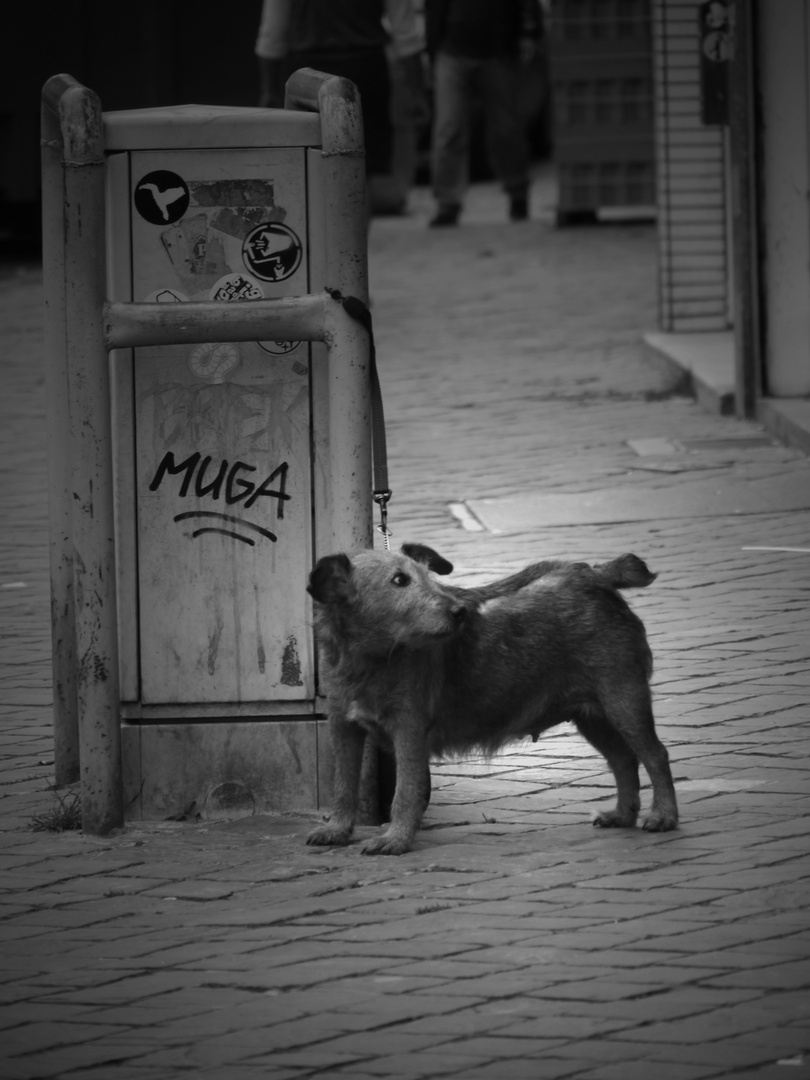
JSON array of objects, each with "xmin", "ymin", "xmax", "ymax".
[{"xmin": 307, "ymin": 544, "xmax": 466, "ymax": 652}]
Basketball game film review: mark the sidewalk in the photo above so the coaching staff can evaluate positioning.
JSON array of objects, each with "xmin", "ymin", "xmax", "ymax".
[{"xmin": 1, "ymin": 168, "xmax": 809, "ymax": 1080}]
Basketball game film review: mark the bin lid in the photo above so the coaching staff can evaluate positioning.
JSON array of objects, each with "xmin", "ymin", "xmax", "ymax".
[{"xmin": 103, "ymin": 104, "xmax": 321, "ymax": 151}]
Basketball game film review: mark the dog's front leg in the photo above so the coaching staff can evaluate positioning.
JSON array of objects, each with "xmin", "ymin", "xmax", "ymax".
[
  {"xmin": 307, "ymin": 716, "xmax": 364, "ymax": 847},
  {"xmin": 362, "ymin": 720, "xmax": 429, "ymax": 856}
]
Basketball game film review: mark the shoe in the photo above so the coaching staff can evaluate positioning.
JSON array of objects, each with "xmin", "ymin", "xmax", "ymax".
[
  {"xmin": 509, "ymin": 194, "xmax": 529, "ymax": 222},
  {"xmin": 429, "ymin": 204, "xmax": 460, "ymax": 227}
]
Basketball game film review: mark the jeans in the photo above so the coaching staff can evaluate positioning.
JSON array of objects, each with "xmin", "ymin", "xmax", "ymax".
[{"xmin": 431, "ymin": 50, "xmax": 530, "ymax": 208}]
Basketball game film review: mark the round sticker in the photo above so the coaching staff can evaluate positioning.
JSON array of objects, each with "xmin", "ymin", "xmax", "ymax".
[
  {"xmin": 258, "ymin": 340, "xmax": 301, "ymax": 356},
  {"xmin": 210, "ymin": 272, "xmax": 264, "ymax": 303},
  {"xmin": 189, "ymin": 342, "xmax": 240, "ymax": 384},
  {"xmin": 242, "ymin": 222, "xmax": 302, "ymax": 282},
  {"xmin": 134, "ymin": 171, "xmax": 190, "ymax": 225},
  {"xmin": 702, "ymin": 30, "xmax": 732, "ymax": 62}
]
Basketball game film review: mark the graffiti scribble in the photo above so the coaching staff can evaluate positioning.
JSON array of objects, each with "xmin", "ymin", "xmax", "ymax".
[{"xmin": 174, "ymin": 511, "xmax": 278, "ymax": 545}]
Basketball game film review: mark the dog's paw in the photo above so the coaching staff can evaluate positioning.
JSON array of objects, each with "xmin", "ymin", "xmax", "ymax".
[
  {"xmin": 306, "ymin": 823, "xmax": 353, "ymax": 847},
  {"xmin": 361, "ymin": 832, "xmax": 412, "ymax": 856},
  {"xmin": 592, "ymin": 809, "xmax": 638, "ymax": 829},
  {"xmin": 641, "ymin": 810, "xmax": 678, "ymax": 832}
]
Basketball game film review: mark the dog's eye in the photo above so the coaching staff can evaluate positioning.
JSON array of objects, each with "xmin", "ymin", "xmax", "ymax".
[{"xmin": 391, "ymin": 572, "xmax": 411, "ymax": 587}]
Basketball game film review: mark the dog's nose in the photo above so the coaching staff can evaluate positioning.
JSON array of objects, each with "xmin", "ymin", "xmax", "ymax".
[{"xmin": 450, "ymin": 604, "xmax": 467, "ymax": 624}]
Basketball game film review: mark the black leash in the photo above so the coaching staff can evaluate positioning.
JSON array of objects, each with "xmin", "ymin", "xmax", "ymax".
[{"xmin": 325, "ymin": 288, "xmax": 392, "ymax": 548}]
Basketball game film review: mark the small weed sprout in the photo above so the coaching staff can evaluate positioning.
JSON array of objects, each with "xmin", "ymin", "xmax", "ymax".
[
  {"xmin": 416, "ymin": 903, "xmax": 453, "ymax": 915},
  {"xmin": 30, "ymin": 787, "xmax": 82, "ymax": 832}
]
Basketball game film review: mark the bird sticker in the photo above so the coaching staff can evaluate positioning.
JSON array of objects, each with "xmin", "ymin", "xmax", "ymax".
[{"xmin": 134, "ymin": 171, "xmax": 191, "ymax": 225}]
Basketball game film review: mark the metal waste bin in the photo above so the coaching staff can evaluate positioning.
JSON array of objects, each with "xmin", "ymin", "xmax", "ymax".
[{"xmin": 41, "ymin": 72, "xmax": 373, "ymax": 832}]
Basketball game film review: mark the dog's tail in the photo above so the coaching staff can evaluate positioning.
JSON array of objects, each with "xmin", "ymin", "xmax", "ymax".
[{"xmin": 594, "ymin": 553, "xmax": 657, "ymax": 590}]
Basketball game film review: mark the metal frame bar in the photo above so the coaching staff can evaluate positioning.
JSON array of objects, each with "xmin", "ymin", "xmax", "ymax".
[
  {"xmin": 729, "ymin": 0, "xmax": 762, "ymax": 416},
  {"xmin": 41, "ymin": 69, "xmax": 371, "ymax": 835}
]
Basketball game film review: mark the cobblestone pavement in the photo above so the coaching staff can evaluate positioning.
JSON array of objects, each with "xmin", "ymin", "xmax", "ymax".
[{"xmin": 1, "ymin": 170, "xmax": 809, "ymax": 1079}]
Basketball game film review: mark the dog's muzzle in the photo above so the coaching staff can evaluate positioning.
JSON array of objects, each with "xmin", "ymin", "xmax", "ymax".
[{"xmin": 448, "ymin": 603, "xmax": 467, "ymax": 627}]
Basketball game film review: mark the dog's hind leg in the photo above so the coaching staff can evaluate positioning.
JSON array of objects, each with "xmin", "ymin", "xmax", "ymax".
[
  {"xmin": 574, "ymin": 712, "xmax": 642, "ymax": 828},
  {"xmin": 307, "ymin": 717, "xmax": 365, "ymax": 847},
  {"xmin": 599, "ymin": 690, "xmax": 679, "ymax": 832},
  {"xmin": 631, "ymin": 729, "xmax": 678, "ymax": 832},
  {"xmin": 362, "ymin": 721, "xmax": 430, "ymax": 856}
]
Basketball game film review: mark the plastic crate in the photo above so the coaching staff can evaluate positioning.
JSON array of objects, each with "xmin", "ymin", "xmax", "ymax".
[
  {"xmin": 555, "ymin": 76, "xmax": 653, "ymax": 127},
  {"xmin": 549, "ymin": 0, "xmax": 654, "ymax": 219},
  {"xmin": 558, "ymin": 160, "xmax": 655, "ymax": 211},
  {"xmin": 551, "ymin": 0, "xmax": 650, "ymax": 44}
]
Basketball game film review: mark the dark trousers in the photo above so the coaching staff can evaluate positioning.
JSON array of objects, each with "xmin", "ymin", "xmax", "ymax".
[{"xmin": 431, "ymin": 50, "xmax": 529, "ymax": 206}]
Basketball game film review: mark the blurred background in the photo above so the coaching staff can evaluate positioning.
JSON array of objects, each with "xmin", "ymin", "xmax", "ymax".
[{"xmin": 1, "ymin": 0, "xmax": 554, "ymax": 249}]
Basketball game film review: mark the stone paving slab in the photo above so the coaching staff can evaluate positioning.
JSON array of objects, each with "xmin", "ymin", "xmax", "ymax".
[
  {"xmin": 462, "ymin": 467, "xmax": 810, "ymax": 530},
  {"xmin": 1, "ymin": 170, "xmax": 809, "ymax": 1078}
]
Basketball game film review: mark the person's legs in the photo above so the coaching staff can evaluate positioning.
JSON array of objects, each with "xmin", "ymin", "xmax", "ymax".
[
  {"xmin": 430, "ymin": 52, "xmax": 475, "ymax": 224},
  {"xmin": 482, "ymin": 57, "xmax": 531, "ymax": 219}
]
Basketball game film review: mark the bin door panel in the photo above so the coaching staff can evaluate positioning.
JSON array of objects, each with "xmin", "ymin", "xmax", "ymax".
[{"xmin": 129, "ymin": 149, "xmax": 313, "ymax": 704}]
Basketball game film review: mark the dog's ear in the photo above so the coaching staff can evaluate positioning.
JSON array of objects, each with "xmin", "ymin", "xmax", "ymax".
[
  {"xmin": 401, "ymin": 543, "xmax": 454, "ymax": 576},
  {"xmin": 307, "ymin": 554, "xmax": 356, "ymax": 604}
]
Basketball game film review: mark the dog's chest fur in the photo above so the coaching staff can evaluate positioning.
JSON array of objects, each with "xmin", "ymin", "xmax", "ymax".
[{"xmin": 324, "ymin": 644, "xmax": 443, "ymax": 737}]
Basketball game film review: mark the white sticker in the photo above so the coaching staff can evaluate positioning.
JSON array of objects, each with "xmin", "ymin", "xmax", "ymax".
[
  {"xmin": 209, "ymin": 272, "xmax": 265, "ymax": 303},
  {"xmin": 144, "ymin": 287, "xmax": 189, "ymax": 303},
  {"xmin": 188, "ymin": 342, "xmax": 240, "ymax": 384}
]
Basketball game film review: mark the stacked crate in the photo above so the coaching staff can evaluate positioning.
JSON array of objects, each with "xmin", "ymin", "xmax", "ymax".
[{"xmin": 550, "ymin": 0, "xmax": 655, "ymax": 223}]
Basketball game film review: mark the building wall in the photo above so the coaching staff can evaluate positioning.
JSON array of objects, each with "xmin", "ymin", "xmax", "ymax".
[
  {"xmin": 1, "ymin": 0, "xmax": 263, "ymax": 244},
  {"xmin": 758, "ymin": 0, "xmax": 810, "ymax": 397},
  {"xmin": 652, "ymin": 0, "xmax": 730, "ymax": 331}
]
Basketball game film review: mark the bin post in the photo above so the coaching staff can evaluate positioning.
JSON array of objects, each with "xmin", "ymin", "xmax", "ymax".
[
  {"xmin": 41, "ymin": 75, "xmax": 79, "ymax": 787},
  {"xmin": 286, "ymin": 69, "xmax": 373, "ymax": 554},
  {"xmin": 286, "ymin": 70, "xmax": 379, "ymax": 820},
  {"xmin": 41, "ymin": 76, "xmax": 123, "ymax": 834}
]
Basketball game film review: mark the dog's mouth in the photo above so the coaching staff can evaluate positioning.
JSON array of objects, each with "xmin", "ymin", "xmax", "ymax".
[{"xmin": 426, "ymin": 606, "xmax": 468, "ymax": 639}]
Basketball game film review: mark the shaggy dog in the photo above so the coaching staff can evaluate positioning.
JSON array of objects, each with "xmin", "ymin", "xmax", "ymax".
[{"xmin": 306, "ymin": 543, "xmax": 678, "ymax": 855}]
